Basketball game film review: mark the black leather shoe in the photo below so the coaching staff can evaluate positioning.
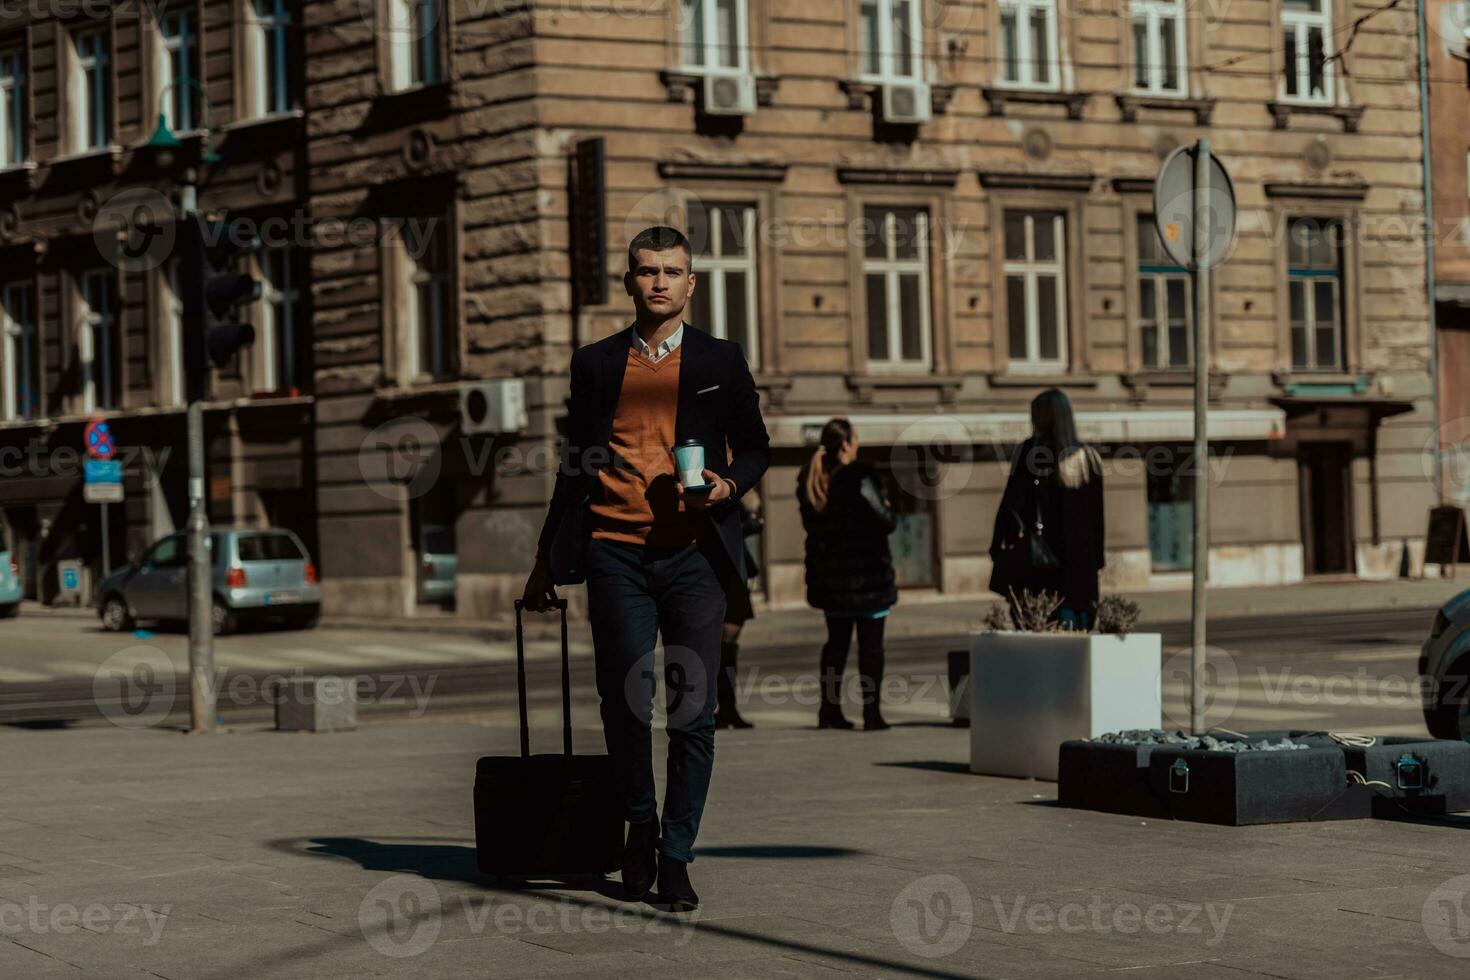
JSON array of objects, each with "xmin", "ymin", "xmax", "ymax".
[
  {"xmin": 622, "ymin": 819, "xmax": 658, "ymax": 899},
  {"xmin": 818, "ymin": 709, "xmax": 855, "ymax": 730},
  {"xmin": 657, "ymin": 854, "xmax": 700, "ymax": 912}
]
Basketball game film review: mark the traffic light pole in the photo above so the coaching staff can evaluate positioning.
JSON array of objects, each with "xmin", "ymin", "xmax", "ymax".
[{"xmin": 181, "ymin": 176, "xmax": 216, "ymax": 735}]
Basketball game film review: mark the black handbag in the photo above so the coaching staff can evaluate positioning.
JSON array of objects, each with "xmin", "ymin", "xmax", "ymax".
[{"xmin": 995, "ymin": 477, "xmax": 1059, "ymax": 574}]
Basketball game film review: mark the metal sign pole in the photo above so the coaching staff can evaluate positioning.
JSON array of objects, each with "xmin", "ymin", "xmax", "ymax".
[
  {"xmin": 1190, "ymin": 139, "xmax": 1212, "ymax": 735},
  {"xmin": 181, "ymin": 177, "xmax": 216, "ymax": 735},
  {"xmin": 100, "ymin": 503, "xmax": 110, "ymax": 577}
]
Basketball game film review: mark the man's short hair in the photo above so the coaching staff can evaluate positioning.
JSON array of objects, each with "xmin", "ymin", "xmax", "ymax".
[{"xmin": 627, "ymin": 225, "xmax": 692, "ymax": 271}]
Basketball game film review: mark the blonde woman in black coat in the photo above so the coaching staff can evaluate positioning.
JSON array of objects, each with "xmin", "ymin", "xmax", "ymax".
[{"xmin": 797, "ymin": 418, "xmax": 898, "ymax": 731}]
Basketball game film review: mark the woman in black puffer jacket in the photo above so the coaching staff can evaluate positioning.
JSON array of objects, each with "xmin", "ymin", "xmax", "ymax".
[{"xmin": 796, "ymin": 418, "xmax": 898, "ymax": 731}]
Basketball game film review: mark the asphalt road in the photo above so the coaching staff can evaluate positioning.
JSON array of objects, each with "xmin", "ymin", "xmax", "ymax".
[{"xmin": 0, "ymin": 604, "xmax": 1439, "ymax": 735}]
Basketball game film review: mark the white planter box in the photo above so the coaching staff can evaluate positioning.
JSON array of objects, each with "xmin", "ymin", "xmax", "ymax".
[{"xmin": 969, "ymin": 631, "xmax": 1162, "ymax": 781}]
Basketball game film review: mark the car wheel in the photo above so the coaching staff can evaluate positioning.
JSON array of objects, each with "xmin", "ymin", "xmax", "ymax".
[
  {"xmin": 211, "ymin": 599, "xmax": 237, "ymax": 636},
  {"xmin": 0, "ymin": 603, "xmax": 18, "ymax": 619},
  {"xmin": 100, "ymin": 595, "xmax": 132, "ymax": 632},
  {"xmin": 1429, "ymin": 656, "xmax": 1470, "ymax": 741}
]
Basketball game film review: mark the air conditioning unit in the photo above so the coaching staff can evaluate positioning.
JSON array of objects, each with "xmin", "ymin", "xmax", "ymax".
[
  {"xmin": 880, "ymin": 81, "xmax": 932, "ymax": 125},
  {"xmin": 459, "ymin": 379, "xmax": 528, "ymax": 435},
  {"xmin": 701, "ymin": 72, "xmax": 757, "ymax": 116}
]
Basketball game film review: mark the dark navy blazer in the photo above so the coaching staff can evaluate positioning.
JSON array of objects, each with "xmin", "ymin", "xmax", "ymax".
[{"xmin": 537, "ymin": 323, "xmax": 771, "ymax": 583}]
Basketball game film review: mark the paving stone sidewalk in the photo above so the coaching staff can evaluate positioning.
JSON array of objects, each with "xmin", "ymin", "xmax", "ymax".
[{"xmin": 2, "ymin": 706, "xmax": 1470, "ymax": 978}]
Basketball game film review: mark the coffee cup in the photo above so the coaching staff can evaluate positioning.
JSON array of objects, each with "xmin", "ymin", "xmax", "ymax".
[{"xmin": 674, "ymin": 439, "xmax": 707, "ymax": 488}]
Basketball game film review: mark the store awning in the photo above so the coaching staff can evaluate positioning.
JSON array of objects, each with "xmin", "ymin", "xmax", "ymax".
[{"xmin": 766, "ymin": 409, "xmax": 1288, "ymax": 447}]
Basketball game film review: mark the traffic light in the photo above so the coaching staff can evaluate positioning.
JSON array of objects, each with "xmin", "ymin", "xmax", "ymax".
[{"xmin": 180, "ymin": 213, "xmax": 260, "ymax": 395}]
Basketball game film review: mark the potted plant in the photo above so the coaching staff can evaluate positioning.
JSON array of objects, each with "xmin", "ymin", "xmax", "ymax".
[{"xmin": 969, "ymin": 592, "xmax": 1161, "ymax": 781}]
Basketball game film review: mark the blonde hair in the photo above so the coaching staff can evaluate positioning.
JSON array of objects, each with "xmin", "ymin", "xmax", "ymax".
[{"xmin": 802, "ymin": 418, "xmax": 854, "ymax": 513}]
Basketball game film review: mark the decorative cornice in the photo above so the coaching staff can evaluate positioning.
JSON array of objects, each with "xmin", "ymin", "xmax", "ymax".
[
  {"xmin": 836, "ymin": 166, "xmax": 959, "ymax": 187},
  {"xmin": 1111, "ymin": 177, "xmax": 1155, "ymax": 194},
  {"xmin": 981, "ymin": 87, "xmax": 1090, "ymax": 120},
  {"xmin": 660, "ymin": 70, "xmax": 779, "ymax": 107},
  {"xmin": 1263, "ymin": 181, "xmax": 1369, "ymax": 200},
  {"xmin": 837, "ymin": 79, "xmax": 957, "ymax": 118},
  {"xmin": 1115, "ymin": 94, "xmax": 1216, "ymax": 126},
  {"xmin": 978, "ymin": 170, "xmax": 1095, "ymax": 192},
  {"xmin": 1265, "ymin": 101, "xmax": 1366, "ymax": 133},
  {"xmin": 657, "ymin": 160, "xmax": 789, "ymax": 182}
]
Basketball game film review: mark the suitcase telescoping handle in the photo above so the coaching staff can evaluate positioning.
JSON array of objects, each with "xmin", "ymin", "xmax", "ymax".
[{"xmin": 512, "ymin": 598, "xmax": 573, "ymax": 759}]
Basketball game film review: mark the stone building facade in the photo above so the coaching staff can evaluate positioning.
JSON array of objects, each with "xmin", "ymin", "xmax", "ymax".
[{"xmin": 0, "ymin": 0, "xmax": 1442, "ymax": 617}]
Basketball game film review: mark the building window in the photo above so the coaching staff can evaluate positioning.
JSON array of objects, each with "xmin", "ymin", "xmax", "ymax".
[
  {"xmin": 247, "ymin": 0, "xmax": 293, "ymax": 117},
  {"xmin": 1131, "ymin": 0, "xmax": 1184, "ymax": 94},
  {"xmin": 0, "ymin": 50, "xmax": 25, "ymax": 166},
  {"xmin": 998, "ymin": 0, "xmax": 1058, "ymax": 89},
  {"xmin": 70, "ymin": 27, "xmax": 110, "ymax": 152},
  {"xmin": 1136, "ymin": 214, "xmax": 1191, "ymax": 369},
  {"xmin": 687, "ymin": 202, "xmax": 758, "ymax": 367},
  {"xmin": 78, "ymin": 269, "xmax": 120, "ymax": 412},
  {"xmin": 680, "ymin": 0, "xmax": 748, "ymax": 72},
  {"xmin": 158, "ymin": 10, "xmax": 200, "ymax": 132},
  {"xmin": 1287, "ymin": 217, "xmax": 1343, "ymax": 370},
  {"xmin": 1146, "ymin": 449, "xmax": 1194, "ymax": 571},
  {"xmin": 386, "ymin": 0, "xmax": 441, "ymax": 90},
  {"xmin": 859, "ymin": 0, "xmax": 922, "ymax": 81},
  {"xmin": 862, "ymin": 205, "xmax": 931, "ymax": 369},
  {"xmin": 258, "ymin": 246, "xmax": 298, "ymax": 392},
  {"xmin": 1003, "ymin": 210, "xmax": 1067, "ymax": 369},
  {"xmin": 400, "ymin": 219, "xmax": 450, "ymax": 381},
  {"xmin": 1281, "ymin": 0, "xmax": 1332, "ymax": 104},
  {"xmin": 161, "ymin": 259, "xmax": 184, "ymax": 407},
  {"xmin": 1, "ymin": 281, "xmax": 36, "ymax": 420}
]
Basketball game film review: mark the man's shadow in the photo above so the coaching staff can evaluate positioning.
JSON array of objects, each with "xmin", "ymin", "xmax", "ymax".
[{"xmin": 285, "ymin": 836, "xmax": 627, "ymax": 900}]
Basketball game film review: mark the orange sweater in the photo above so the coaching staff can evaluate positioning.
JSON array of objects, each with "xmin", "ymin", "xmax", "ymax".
[{"xmin": 589, "ymin": 346, "xmax": 696, "ymax": 547}]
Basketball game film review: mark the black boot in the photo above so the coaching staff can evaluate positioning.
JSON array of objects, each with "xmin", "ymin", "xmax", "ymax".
[
  {"xmin": 817, "ymin": 664, "xmax": 854, "ymax": 729},
  {"xmin": 656, "ymin": 854, "xmax": 700, "ymax": 912},
  {"xmin": 859, "ymin": 645, "xmax": 889, "ymax": 731},
  {"xmin": 714, "ymin": 641, "xmax": 753, "ymax": 729},
  {"xmin": 621, "ymin": 818, "xmax": 659, "ymax": 899}
]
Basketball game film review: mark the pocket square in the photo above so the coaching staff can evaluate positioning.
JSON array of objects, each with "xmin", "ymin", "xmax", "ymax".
[{"xmin": 697, "ymin": 384, "xmax": 721, "ymax": 394}]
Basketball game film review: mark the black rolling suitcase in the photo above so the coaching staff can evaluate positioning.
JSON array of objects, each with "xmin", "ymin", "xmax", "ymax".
[{"xmin": 474, "ymin": 599, "xmax": 623, "ymax": 880}]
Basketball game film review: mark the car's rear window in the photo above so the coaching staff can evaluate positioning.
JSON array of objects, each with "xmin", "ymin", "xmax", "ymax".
[{"xmin": 237, "ymin": 533, "xmax": 305, "ymax": 562}]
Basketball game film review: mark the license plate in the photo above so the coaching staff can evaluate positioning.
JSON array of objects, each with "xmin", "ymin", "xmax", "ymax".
[{"xmin": 267, "ymin": 592, "xmax": 300, "ymax": 605}]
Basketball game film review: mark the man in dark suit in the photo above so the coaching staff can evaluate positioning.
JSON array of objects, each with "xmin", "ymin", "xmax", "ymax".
[{"xmin": 523, "ymin": 225, "xmax": 770, "ymax": 911}]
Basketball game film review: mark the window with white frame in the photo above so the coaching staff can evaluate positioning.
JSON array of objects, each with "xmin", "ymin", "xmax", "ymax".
[
  {"xmin": 158, "ymin": 9, "xmax": 200, "ymax": 132},
  {"xmin": 859, "ymin": 0, "xmax": 922, "ymax": 81},
  {"xmin": 1, "ymin": 281, "xmax": 36, "ymax": 420},
  {"xmin": 1131, "ymin": 0, "xmax": 1185, "ymax": 94},
  {"xmin": 1281, "ymin": 0, "xmax": 1332, "ymax": 104},
  {"xmin": 78, "ymin": 269, "xmax": 119, "ymax": 411},
  {"xmin": 397, "ymin": 218, "xmax": 450, "ymax": 381},
  {"xmin": 386, "ymin": 0, "xmax": 441, "ymax": 90},
  {"xmin": 257, "ymin": 246, "xmax": 298, "ymax": 392},
  {"xmin": 998, "ymin": 0, "xmax": 1059, "ymax": 89},
  {"xmin": 246, "ymin": 0, "xmax": 293, "ymax": 117},
  {"xmin": 680, "ymin": 0, "xmax": 748, "ymax": 71},
  {"xmin": 862, "ymin": 205, "xmax": 931, "ymax": 368},
  {"xmin": 1003, "ymin": 210, "xmax": 1067, "ymax": 369},
  {"xmin": 1287, "ymin": 217, "xmax": 1344, "ymax": 370},
  {"xmin": 70, "ymin": 27, "xmax": 110, "ymax": 152},
  {"xmin": 161, "ymin": 259, "xmax": 184, "ymax": 407},
  {"xmin": 1136, "ymin": 214, "xmax": 1191, "ymax": 368},
  {"xmin": 686, "ymin": 201, "xmax": 758, "ymax": 367},
  {"xmin": 0, "ymin": 50, "xmax": 25, "ymax": 167}
]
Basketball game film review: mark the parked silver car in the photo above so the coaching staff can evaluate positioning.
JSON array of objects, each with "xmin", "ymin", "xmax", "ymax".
[
  {"xmin": 417, "ymin": 524, "xmax": 457, "ymax": 605},
  {"xmin": 95, "ymin": 528, "xmax": 321, "ymax": 634},
  {"xmin": 1420, "ymin": 588, "xmax": 1470, "ymax": 740}
]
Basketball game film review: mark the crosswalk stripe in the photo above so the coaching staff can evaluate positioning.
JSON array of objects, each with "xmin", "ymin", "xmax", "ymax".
[
  {"xmin": 0, "ymin": 667, "xmax": 63, "ymax": 683},
  {"xmin": 240, "ymin": 647, "xmax": 376, "ymax": 670},
  {"xmin": 353, "ymin": 643, "xmax": 468, "ymax": 665}
]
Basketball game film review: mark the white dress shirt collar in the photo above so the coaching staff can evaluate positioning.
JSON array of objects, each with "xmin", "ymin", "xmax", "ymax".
[{"xmin": 632, "ymin": 321, "xmax": 684, "ymax": 362}]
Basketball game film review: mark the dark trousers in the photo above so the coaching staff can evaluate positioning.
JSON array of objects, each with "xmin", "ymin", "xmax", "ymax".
[
  {"xmin": 585, "ymin": 535, "xmax": 727, "ymax": 864},
  {"xmin": 819, "ymin": 613, "xmax": 887, "ymax": 713}
]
